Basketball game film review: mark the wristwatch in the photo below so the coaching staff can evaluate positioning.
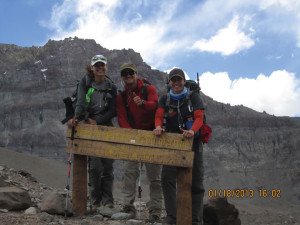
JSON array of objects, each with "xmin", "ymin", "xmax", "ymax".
[{"xmin": 141, "ymin": 100, "xmax": 145, "ymax": 106}]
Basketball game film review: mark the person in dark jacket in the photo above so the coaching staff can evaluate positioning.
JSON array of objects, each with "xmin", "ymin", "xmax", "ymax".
[
  {"xmin": 153, "ymin": 68, "xmax": 205, "ymax": 225},
  {"xmin": 116, "ymin": 63, "xmax": 162, "ymax": 223},
  {"xmin": 68, "ymin": 54, "xmax": 117, "ymax": 211}
]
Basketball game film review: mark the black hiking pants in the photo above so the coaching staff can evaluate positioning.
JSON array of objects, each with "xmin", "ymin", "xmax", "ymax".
[
  {"xmin": 89, "ymin": 156, "xmax": 114, "ymax": 206},
  {"xmin": 162, "ymin": 139, "xmax": 204, "ymax": 225}
]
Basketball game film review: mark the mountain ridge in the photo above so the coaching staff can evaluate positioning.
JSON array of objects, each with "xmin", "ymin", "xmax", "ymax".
[{"xmin": 0, "ymin": 37, "xmax": 299, "ymax": 204}]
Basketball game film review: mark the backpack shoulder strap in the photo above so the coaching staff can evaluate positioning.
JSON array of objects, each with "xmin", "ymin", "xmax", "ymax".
[
  {"xmin": 186, "ymin": 88, "xmax": 194, "ymax": 112},
  {"xmin": 141, "ymin": 78, "xmax": 149, "ymax": 100},
  {"xmin": 166, "ymin": 93, "xmax": 171, "ymax": 109},
  {"xmin": 162, "ymin": 93, "xmax": 171, "ymax": 130},
  {"xmin": 122, "ymin": 91, "xmax": 134, "ymax": 127},
  {"xmin": 104, "ymin": 78, "xmax": 113, "ymax": 92},
  {"xmin": 85, "ymin": 75, "xmax": 92, "ymax": 92},
  {"xmin": 121, "ymin": 90, "xmax": 127, "ymax": 107}
]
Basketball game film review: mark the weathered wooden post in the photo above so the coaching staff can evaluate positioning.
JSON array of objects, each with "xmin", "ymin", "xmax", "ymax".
[{"xmin": 66, "ymin": 124, "xmax": 194, "ymax": 225}]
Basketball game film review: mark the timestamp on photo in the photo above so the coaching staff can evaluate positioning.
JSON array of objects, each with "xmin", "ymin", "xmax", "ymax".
[
  {"xmin": 258, "ymin": 189, "xmax": 281, "ymax": 198},
  {"xmin": 208, "ymin": 188, "xmax": 281, "ymax": 198}
]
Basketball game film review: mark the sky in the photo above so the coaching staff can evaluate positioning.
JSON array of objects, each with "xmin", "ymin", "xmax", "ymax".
[{"xmin": 1, "ymin": 0, "xmax": 300, "ymax": 117}]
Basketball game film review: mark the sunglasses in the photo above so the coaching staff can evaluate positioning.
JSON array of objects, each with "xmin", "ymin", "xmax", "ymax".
[{"xmin": 121, "ymin": 70, "xmax": 135, "ymax": 77}]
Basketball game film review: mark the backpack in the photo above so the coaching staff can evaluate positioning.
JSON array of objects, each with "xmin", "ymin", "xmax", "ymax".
[
  {"xmin": 61, "ymin": 75, "xmax": 114, "ymax": 124},
  {"xmin": 164, "ymin": 78, "xmax": 212, "ymax": 144},
  {"xmin": 121, "ymin": 78, "xmax": 151, "ymax": 127}
]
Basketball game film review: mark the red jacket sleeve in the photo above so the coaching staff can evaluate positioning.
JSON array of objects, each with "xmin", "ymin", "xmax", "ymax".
[
  {"xmin": 155, "ymin": 107, "xmax": 165, "ymax": 127},
  {"xmin": 190, "ymin": 109, "xmax": 204, "ymax": 133},
  {"xmin": 116, "ymin": 93, "xmax": 132, "ymax": 128}
]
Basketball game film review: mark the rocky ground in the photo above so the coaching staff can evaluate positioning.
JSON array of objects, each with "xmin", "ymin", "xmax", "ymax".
[
  {"xmin": 0, "ymin": 147, "xmax": 300, "ymax": 225},
  {"xmin": 0, "ymin": 164, "xmax": 157, "ymax": 225}
]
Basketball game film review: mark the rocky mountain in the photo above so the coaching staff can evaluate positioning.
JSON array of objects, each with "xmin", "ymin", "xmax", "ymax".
[
  {"xmin": 0, "ymin": 37, "xmax": 299, "ymax": 205},
  {"xmin": 0, "ymin": 37, "xmax": 166, "ymax": 158}
]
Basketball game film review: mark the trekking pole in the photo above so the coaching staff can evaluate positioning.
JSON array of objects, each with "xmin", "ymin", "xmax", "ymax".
[
  {"xmin": 137, "ymin": 163, "xmax": 143, "ymax": 220},
  {"xmin": 88, "ymin": 156, "xmax": 93, "ymax": 214},
  {"xmin": 65, "ymin": 126, "xmax": 75, "ymax": 218}
]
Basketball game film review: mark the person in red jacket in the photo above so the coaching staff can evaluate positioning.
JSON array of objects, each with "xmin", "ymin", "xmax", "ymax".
[{"xmin": 116, "ymin": 63, "xmax": 162, "ymax": 223}]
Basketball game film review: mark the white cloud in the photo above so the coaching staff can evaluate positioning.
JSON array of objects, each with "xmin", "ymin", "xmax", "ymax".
[
  {"xmin": 45, "ymin": 0, "xmax": 182, "ymax": 68},
  {"xmin": 200, "ymin": 70, "xmax": 300, "ymax": 116},
  {"xmin": 191, "ymin": 15, "xmax": 255, "ymax": 55},
  {"xmin": 259, "ymin": 0, "xmax": 300, "ymax": 10},
  {"xmin": 43, "ymin": 0, "xmax": 300, "ymax": 65}
]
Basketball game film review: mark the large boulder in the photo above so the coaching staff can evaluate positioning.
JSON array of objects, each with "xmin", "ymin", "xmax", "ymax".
[
  {"xmin": 40, "ymin": 191, "xmax": 73, "ymax": 216},
  {"xmin": 0, "ymin": 186, "xmax": 32, "ymax": 210},
  {"xmin": 203, "ymin": 197, "xmax": 241, "ymax": 225}
]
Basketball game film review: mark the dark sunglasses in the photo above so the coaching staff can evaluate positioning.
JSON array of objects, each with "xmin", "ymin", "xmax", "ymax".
[{"xmin": 121, "ymin": 70, "xmax": 135, "ymax": 77}]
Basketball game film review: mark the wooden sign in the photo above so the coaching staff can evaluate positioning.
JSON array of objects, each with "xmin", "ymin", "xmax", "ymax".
[
  {"xmin": 66, "ymin": 124, "xmax": 194, "ymax": 167},
  {"xmin": 66, "ymin": 124, "xmax": 194, "ymax": 225},
  {"xmin": 66, "ymin": 124, "xmax": 192, "ymax": 150}
]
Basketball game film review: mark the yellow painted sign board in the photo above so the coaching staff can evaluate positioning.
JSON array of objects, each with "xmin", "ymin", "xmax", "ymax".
[{"xmin": 66, "ymin": 124, "xmax": 194, "ymax": 167}]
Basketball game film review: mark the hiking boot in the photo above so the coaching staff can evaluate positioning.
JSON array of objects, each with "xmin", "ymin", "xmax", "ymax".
[
  {"xmin": 162, "ymin": 216, "xmax": 176, "ymax": 225},
  {"xmin": 149, "ymin": 214, "xmax": 160, "ymax": 223},
  {"xmin": 122, "ymin": 205, "xmax": 136, "ymax": 218},
  {"xmin": 91, "ymin": 204, "xmax": 99, "ymax": 213}
]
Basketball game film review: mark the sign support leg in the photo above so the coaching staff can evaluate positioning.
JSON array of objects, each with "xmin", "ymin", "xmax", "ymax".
[
  {"xmin": 72, "ymin": 154, "xmax": 87, "ymax": 215},
  {"xmin": 177, "ymin": 167, "xmax": 193, "ymax": 225}
]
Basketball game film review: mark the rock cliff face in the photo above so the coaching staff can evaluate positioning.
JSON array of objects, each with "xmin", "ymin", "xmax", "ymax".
[
  {"xmin": 0, "ymin": 37, "xmax": 299, "ymax": 203},
  {"xmin": 0, "ymin": 37, "xmax": 166, "ymax": 159}
]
